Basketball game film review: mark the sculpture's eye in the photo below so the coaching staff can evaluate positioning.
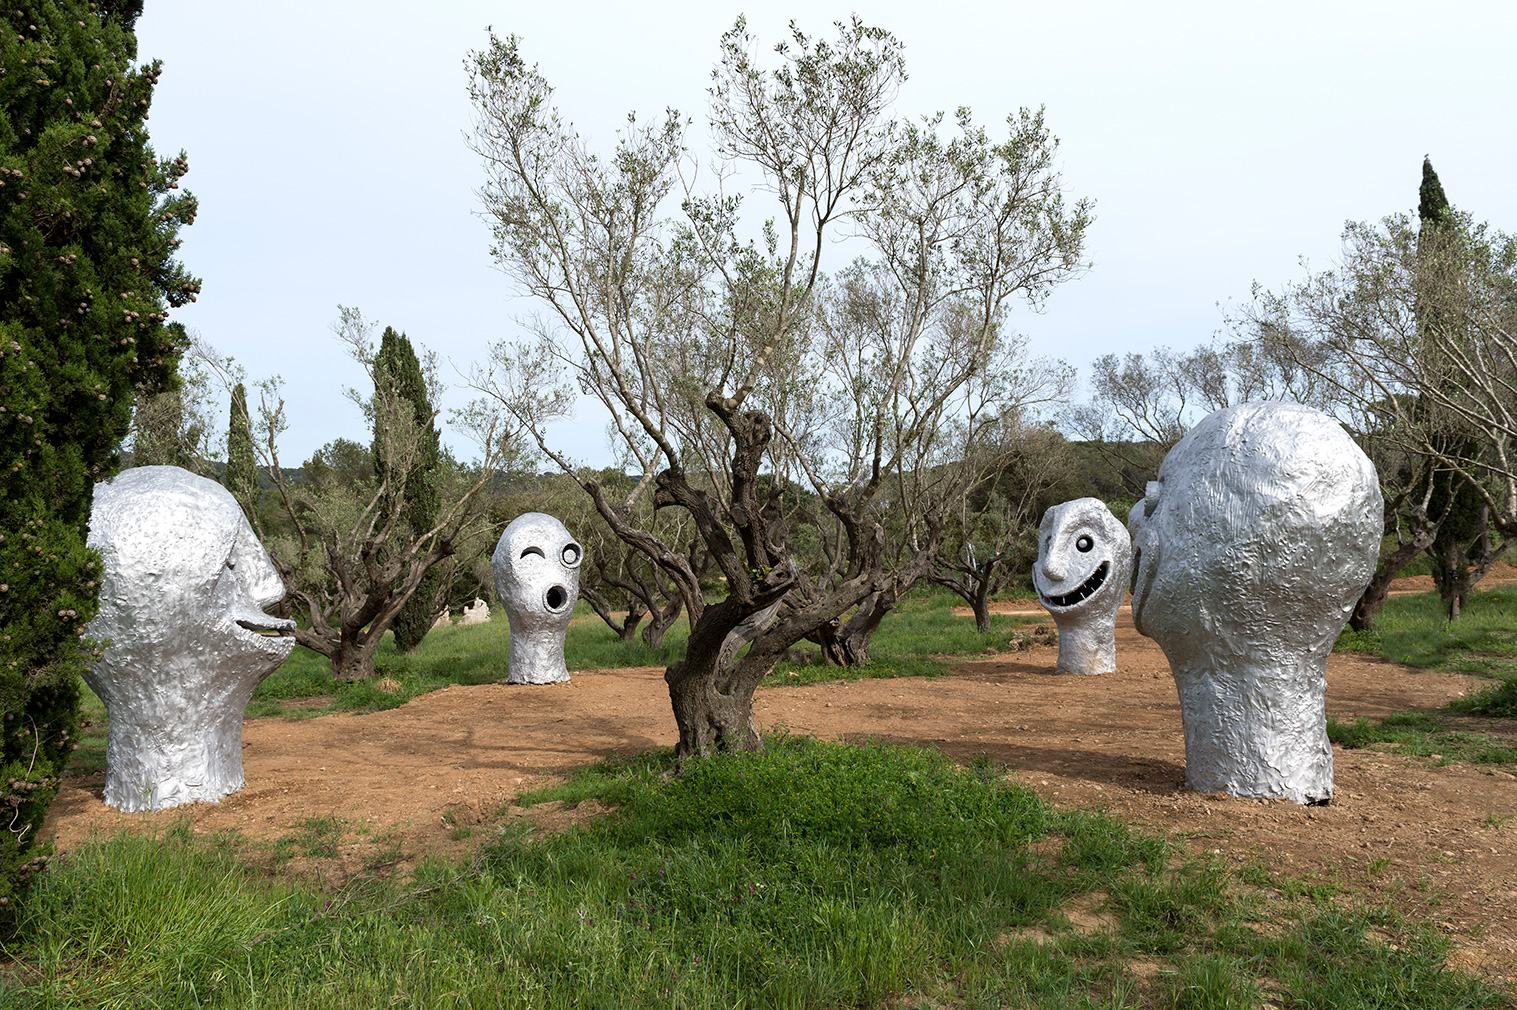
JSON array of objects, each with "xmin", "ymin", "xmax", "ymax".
[
  {"xmin": 561, "ymin": 543, "xmax": 581, "ymax": 566},
  {"xmin": 225, "ymin": 558, "xmax": 235, "ymax": 569},
  {"xmin": 520, "ymin": 546, "xmax": 545, "ymax": 560},
  {"xmin": 1076, "ymin": 535, "xmax": 1094, "ymax": 553}
]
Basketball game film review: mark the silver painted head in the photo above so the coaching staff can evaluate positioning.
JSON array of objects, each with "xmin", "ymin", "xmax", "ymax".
[
  {"xmin": 1127, "ymin": 402, "xmax": 1382, "ymax": 804},
  {"xmin": 1034, "ymin": 497, "xmax": 1131, "ymax": 674},
  {"xmin": 491, "ymin": 512, "xmax": 581, "ymax": 684},
  {"xmin": 85, "ymin": 466, "xmax": 294, "ymax": 811}
]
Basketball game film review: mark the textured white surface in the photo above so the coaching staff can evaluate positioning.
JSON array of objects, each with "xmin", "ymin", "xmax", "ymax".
[
  {"xmin": 1034, "ymin": 498, "xmax": 1131, "ymax": 675},
  {"xmin": 84, "ymin": 466, "xmax": 294, "ymax": 811},
  {"xmin": 1128, "ymin": 403, "xmax": 1382, "ymax": 804},
  {"xmin": 491, "ymin": 513, "xmax": 581, "ymax": 684}
]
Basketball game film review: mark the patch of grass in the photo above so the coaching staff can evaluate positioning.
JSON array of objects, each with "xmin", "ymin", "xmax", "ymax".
[
  {"xmin": 271, "ymin": 814, "xmax": 346, "ymax": 864},
  {"xmin": 11, "ymin": 737, "xmax": 1508, "ymax": 1009},
  {"xmin": 1331, "ymin": 584, "xmax": 1517, "ymax": 771},
  {"xmin": 765, "ymin": 590, "xmax": 1053, "ymax": 685},
  {"xmin": 248, "ymin": 616, "xmax": 526, "ymax": 717},
  {"xmin": 1327, "ymin": 713, "xmax": 1517, "ymax": 768},
  {"xmin": 1258, "ymin": 907, "xmax": 1498, "ymax": 1010},
  {"xmin": 1335, "ymin": 585, "xmax": 1517, "ymax": 680},
  {"xmin": 66, "ymin": 686, "xmax": 109, "ymax": 776},
  {"xmin": 1454, "ymin": 677, "xmax": 1517, "ymax": 718},
  {"xmin": 1153, "ymin": 952, "xmax": 1259, "ymax": 1010},
  {"xmin": 120, "ymin": 589, "xmax": 1044, "ymax": 727}
]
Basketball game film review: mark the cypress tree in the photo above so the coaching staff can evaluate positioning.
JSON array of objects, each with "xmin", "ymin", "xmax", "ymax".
[
  {"xmin": 373, "ymin": 328, "xmax": 441, "ymax": 652},
  {"xmin": 0, "ymin": 0, "xmax": 196, "ymax": 919},
  {"xmin": 1416, "ymin": 158, "xmax": 1482, "ymax": 617},
  {"xmin": 1417, "ymin": 155, "xmax": 1451, "ymax": 228},
  {"xmin": 223, "ymin": 382, "xmax": 259, "ymax": 525}
]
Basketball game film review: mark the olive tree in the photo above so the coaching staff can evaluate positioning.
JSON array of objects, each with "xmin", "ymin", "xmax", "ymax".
[
  {"xmin": 1238, "ymin": 193, "xmax": 1516, "ymax": 624},
  {"xmin": 204, "ymin": 312, "xmax": 517, "ymax": 681},
  {"xmin": 466, "ymin": 19, "xmax": 1089, "ymax": 755}
]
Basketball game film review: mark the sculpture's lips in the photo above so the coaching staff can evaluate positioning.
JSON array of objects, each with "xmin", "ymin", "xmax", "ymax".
[
  {"xmin": 1039, "ymin": 561, "xmax": 1110, "ymax": 609},
  {"xmin": 236, "ymin": 618, "xmax": 296, "ymax": 637}
]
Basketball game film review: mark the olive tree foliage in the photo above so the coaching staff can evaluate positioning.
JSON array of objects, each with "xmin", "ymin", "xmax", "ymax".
[
  {"xmin": 789, "ymin": 262, "xmax": 1079, "ymax": 665},
  {"xmin": 931, "ymin": 422, "xmax": 1079, "ymax": 632},
  {"xmin": 1061, "ymin": 337, "xmax": 1338, "ymax": 496},
  {"xmin": 554, "ymin": 469, "xmax": 706, "ymax": 648},
  {"xmin": 1062, "ymin": 325, "xmax": 1453, "ymax": 630},
  {"xmin": 1238, "ymin": 210, "xmax": 1517, "ymax": 625},
  {"xmin": 465, "ymin": 19, "xmax": 1090, "ymax": 756},
  {"xmin": 200, "ymin": 311, "xmax": 518, "ymax": 681}
]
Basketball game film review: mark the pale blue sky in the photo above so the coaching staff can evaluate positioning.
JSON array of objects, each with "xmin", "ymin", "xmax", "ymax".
[{"xmin": 133, "ymin": 1, "xmax": 1517, "ymax": 466}]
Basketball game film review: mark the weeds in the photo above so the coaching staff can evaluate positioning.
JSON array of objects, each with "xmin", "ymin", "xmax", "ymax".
[
  {"xmin": 12, "ymin": 737, "xmax": 1508, "ymax": 1009},
  {"xmin": 1327, "ymin": 713, "xmax": 1517, "ymax": 768}
]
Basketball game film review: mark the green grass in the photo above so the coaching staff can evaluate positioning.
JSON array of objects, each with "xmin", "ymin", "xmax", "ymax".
[
  {"xmin": 1327, "ymin": 712, "xmax": 1517, "ymax": 767},
  {"xmin": 765, "ymin": 590, "xmax": 1050, "ymax": 686},
  {"xmin": 1330, "ymin": 584, "xmax": 1516, "ymax": 770},
  {"xmin": 11, "ymin": 737, "xmax": 1508, "ymax": 1009},
  {"xmin": 1335, "ymin": 585, "xmax": 1517, "ymax": 679},
  {"xmin": 235, "ymin": 590, "xmax": 1045, "ymax": 720}
]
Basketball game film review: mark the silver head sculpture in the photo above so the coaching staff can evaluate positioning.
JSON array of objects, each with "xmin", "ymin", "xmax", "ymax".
[
  {"xmin": 492, "ymin": 513, "xmax": 581, "ymax": 684},
  {"xmin": 1033, "ymin": 497, "xmax": 1131, "ymax": 675},
  {"xmin": 1127, "ymin": 402, "xmax": 1382, "ymax": 804},
  {"xmin": 85, "ymin": 466, "xmax": 294, "ymax": 811}
]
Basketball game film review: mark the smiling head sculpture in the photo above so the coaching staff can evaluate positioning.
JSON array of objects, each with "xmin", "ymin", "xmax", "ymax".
[
  {"xmin": 492, "ymin": 513, "xmax": 582, "ymax": 684},
  {"xmin": 1033, "ymin": 498, "xmax": 1132, "ymax": 674},
  {"xmin": 84, "ymin": 466, "xmax": 295, "ymax": 811},
  {"xmin": 1127, "ymin": 402, "xmax": 1382, "ymax": 804}
]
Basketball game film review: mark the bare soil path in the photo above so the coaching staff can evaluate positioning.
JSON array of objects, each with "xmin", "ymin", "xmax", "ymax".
[{"xmin": 45, "ymin": 581, "xmax": 1517, "ymax": 987}]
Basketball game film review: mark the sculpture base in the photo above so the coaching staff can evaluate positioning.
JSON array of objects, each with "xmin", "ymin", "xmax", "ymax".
[
  {"xmin": 1173, "ymin": 660, "xmax": 1333, "ymax": 805},
  {"xmin": 506, "ymin": 633, "xmax": 571, "ymax": 685},
  {"xmin": 1050, "ymin": 618, "xmax": 1117, "ymax": 675}
]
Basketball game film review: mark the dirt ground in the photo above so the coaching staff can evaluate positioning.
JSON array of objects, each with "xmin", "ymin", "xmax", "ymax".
[{"xmin": 44, "ymin": 573, "xmax": 1517, "ymax": 987}]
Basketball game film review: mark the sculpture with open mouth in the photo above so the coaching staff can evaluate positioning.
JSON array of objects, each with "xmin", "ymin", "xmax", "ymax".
[
  {"xmin": 1033, "ymin": 497, "xmax": 1132, "ymax": 675},
  {"xmin": 85, "ymin": 466, "xmax": 295, "ymax": 811},
  {"xmin": 492, "ymin": 512, "xmax": 582, "ymax": 684}
]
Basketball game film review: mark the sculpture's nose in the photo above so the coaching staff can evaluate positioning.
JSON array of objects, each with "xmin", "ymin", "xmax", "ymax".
[{"xmin": 544, "ymin": 584, "xmax": 569, "ymax": 613}]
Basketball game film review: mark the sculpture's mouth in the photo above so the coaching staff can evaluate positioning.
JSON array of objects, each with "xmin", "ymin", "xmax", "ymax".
[
  {"xmin": 543, "ymin": 585, "xmax": 570, "ymax": 614},
  {"xmin": 236, "ymin": 618, "xmax": 296, "ymax": 637},
  {"xmin": 1039, "ymin": 561, "xmax": 1110, "ymax": 609}
]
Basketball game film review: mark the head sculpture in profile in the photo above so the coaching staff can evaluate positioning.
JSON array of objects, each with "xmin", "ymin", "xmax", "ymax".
[
  {"xmin": 1127, "ymin": 402, "xmax": 1382, "ymax": 805},
  {"xmin": 1034, "ymin": 497, "xmax": 1131, "ymax": 675},
  {"xmin": 85, "ymin": 466, "xmax": 294, "ymax": 811},
  {"xmin": 492, "ymin": 512, "xmax": 582, "ymax": 684}
]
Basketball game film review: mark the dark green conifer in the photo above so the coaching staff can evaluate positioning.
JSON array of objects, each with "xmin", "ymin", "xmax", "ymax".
[
  {"xmin": 373, "ymin": 328, "xmax": 440, "ymax": 652},
  {"xmin": 0, "ymin": 0, "xmax": 196, "ymax": 920},
  {"xmin": 1418, "ymin": 156, "xmax": 1451, "ymax": 228},
  {"xmin": 1415, "ymin": 158, "xmax": 1483, "ymax": 618},
  {"xmin": 223, "ymin": 382, "xmax": 258, "ymax": 524}
]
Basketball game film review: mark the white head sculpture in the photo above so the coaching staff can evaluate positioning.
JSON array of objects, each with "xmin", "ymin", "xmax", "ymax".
[
  {"xmin": 1033, "ymin": 497, "xmax": 1131, "ymax": 675},
  {"xmin": 491, "ymin": 513, "xmax": 582, "ymax": 684},
  {"xmin": 85, "ymin": 466, "xmax": 294, "ymax": 811},
  {"xmin": 1127, "ymin": 402, "xmax": 1382, "ymax": 804}
]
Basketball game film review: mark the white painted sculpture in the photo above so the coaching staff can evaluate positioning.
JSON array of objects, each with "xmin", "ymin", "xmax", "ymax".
[
  {"xmin": 1128, "ymin": 402, "xmax": 1382, "ymax": 804},
  {"xmin": 491, "ymin": 513, "xmax": 581, "ymax": 684},
  {"xmin": 458, "ymin": 598, "xmax": 490, "ymax": 626},
  {"xmin": 1033, "ymin": 497, "xmax": 1131, "ymax": 675},
  {"xmin": 85, "ymin": 466, "xmax": 294, "ymax": 811}
]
